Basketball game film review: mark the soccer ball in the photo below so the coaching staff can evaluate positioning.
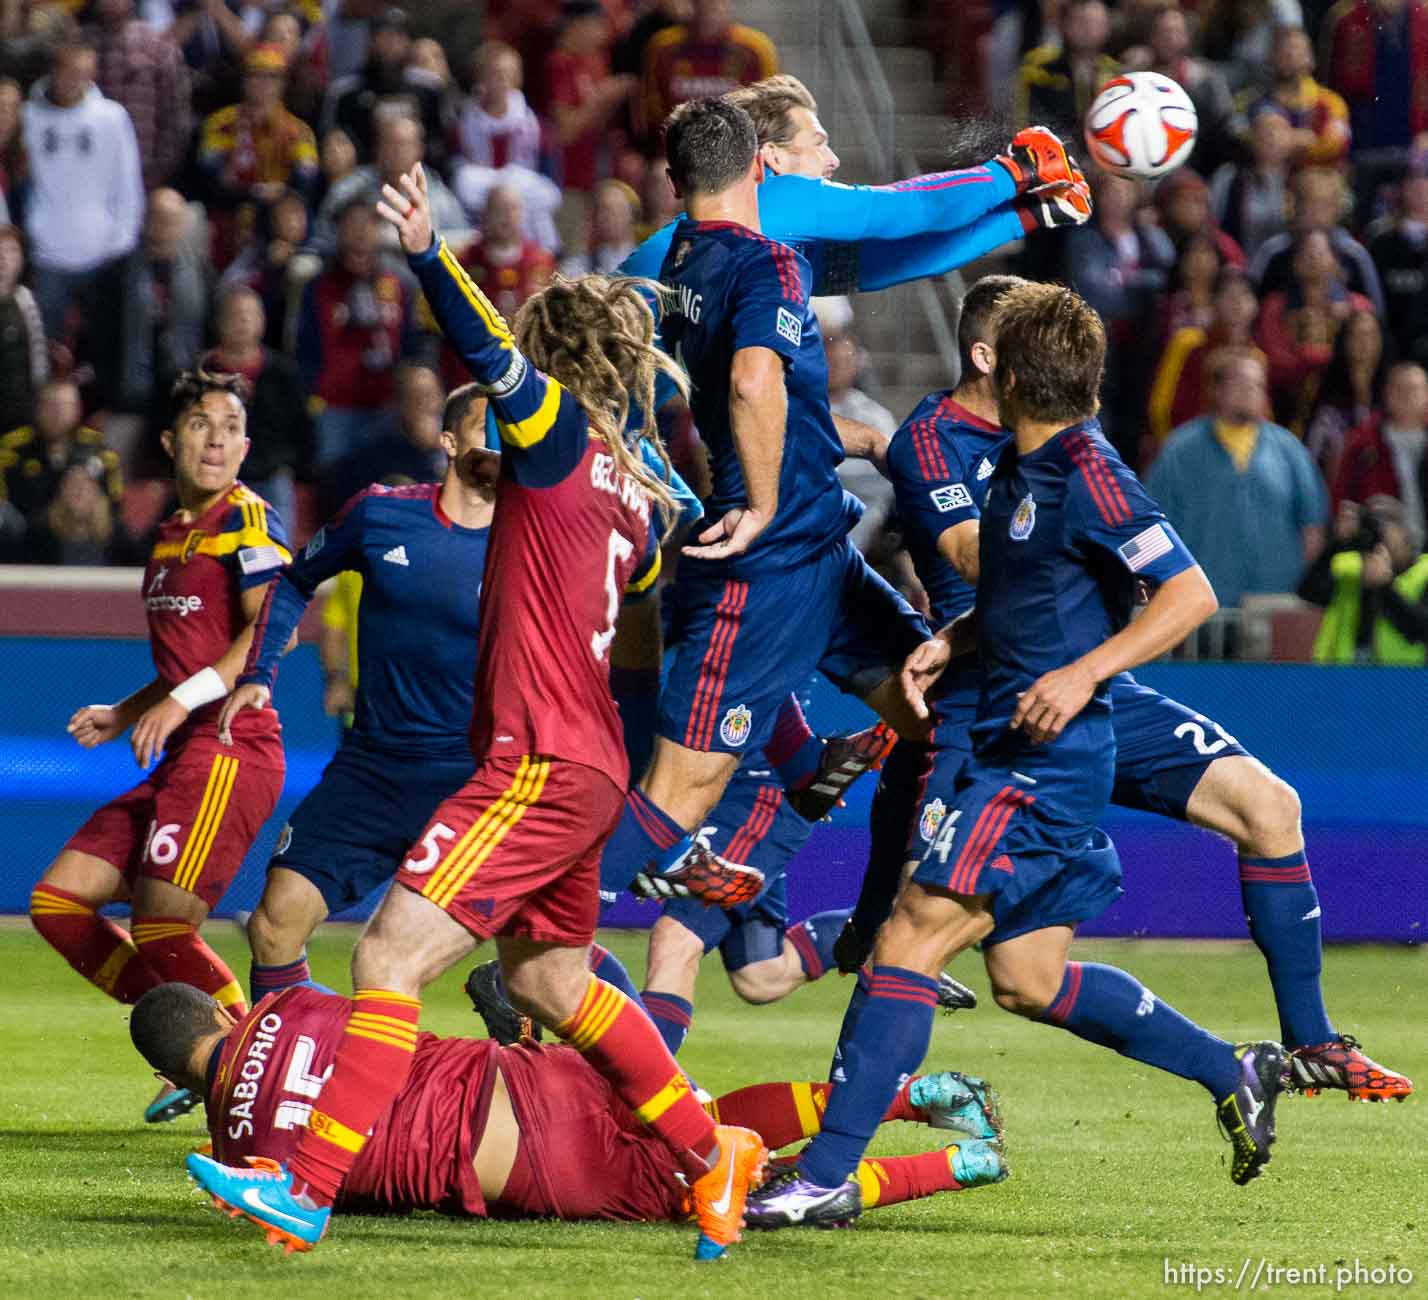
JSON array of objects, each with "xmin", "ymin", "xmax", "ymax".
[{"xmin": 1083, "ymin": 71, "xmax": 1198, "ymax": 180}]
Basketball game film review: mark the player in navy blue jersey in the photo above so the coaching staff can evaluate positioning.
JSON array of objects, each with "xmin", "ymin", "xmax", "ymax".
[
  {"xmin": 216, "ymin": 381, "xmax": 498, "ymax": 1004},
  {"xmin": 749, "ymin": 284, "xmax": 1289, "ymax": 1231}
]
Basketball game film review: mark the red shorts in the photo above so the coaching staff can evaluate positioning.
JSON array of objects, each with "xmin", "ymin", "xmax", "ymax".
[
  {"xmin": 490, "ymin": 1041, "xmax": 686, "ymax": 1223},
  {"xmin": 65, "ymin": 742, "xmax": 284, "ymax": 909},
  {"xmin": 395, "ymin": 754, "xmax": 623, "ymax": 946}
]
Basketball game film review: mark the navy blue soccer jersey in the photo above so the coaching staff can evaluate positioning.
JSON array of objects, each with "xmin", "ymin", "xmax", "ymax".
[
  {"xmin": 887, "ymin": 391, "xmax": 1010, "ymax": 628},
  {"xmin": 658, "ymin": 218, "xmax": 854, "ymax": 575},
  {"xmin": 975, "ymin": 420, "xmax": 1197, "ymax": 748},
  {"xmin": 243, "ymin": 482, "xmax": 487, "ymax": 760}
]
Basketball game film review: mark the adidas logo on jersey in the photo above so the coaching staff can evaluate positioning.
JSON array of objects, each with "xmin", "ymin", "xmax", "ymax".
[{"xmin": 382, "ymin": 545, "xmax": 410, "ymax": 566}]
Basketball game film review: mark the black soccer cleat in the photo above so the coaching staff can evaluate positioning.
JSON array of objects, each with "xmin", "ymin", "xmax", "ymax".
[
  {"xmin": 745, "ymin": 1167, "xmax": 863, "ymax": 1230},
  {"xmin": 785, "ymin": 721, "xmax": 897, "ymax": 823},
  {"xmin": 1215, "ymin": 1040, "xmax": 1287, "ymax": 1185},
  {"xmin": 465, "ymin": 960, "xmax": 541, "ymax": 1045},
  {"xmin": 937, "ymin": 971, "xmax": 978, "ymax": 1013}
]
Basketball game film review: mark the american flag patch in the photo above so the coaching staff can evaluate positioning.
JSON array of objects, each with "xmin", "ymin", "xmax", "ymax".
[
  {"xmin": 238, "ymin": 545, "xmax": 284, "ymax": 575},
  {"xmin": 1117, "ymin": 523, "xmax": 1172, "ymax": 572}
]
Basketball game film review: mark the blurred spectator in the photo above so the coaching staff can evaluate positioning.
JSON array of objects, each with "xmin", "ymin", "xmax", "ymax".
[
  {"xmin": 1162, "ymin": 233, "xmax": 1225, "ymax": 341},
  {"xmin": 1300, "ymin": 495, "xmax": 1428, "ymax": 662},
  {"xmin": 22, "ymin": 458, "xmax": 135, "ymax": 563},
  {"xmin": 219, "ymin": 186, "xmax": 320, "ymax": 352},
  {"xmin": 139, "ymin": 186, "xmax": 211, "ymax": 425},
  {"xmin": 21, "ymin": 38, "xmax": 146, "ymax": 411},
  {"xmin": 1247, "ymin": 25, "xmax": 1349, "ymax": 169},
  {"xmin": 1148, "ymin": 350, "xmax": 1327, "ymax": 606},
  {"xmin": 325, "ymin": 360, "xmax": 444, "ymax": 510},
  {"xmin": 0, "ymin": 223, "xmax": 48, "ymax": 434},
  {"xmin": 1154, "ymin": 168, "xmax": 1246, "ymax": 265},
  {"xmin": 636, "ymin": 154, "xmax": 679, "ymax": 238},
  {"xmin": 298, "ymin": 198, "xmax": 418, "ymax": 473},
  {"xmin": 0, "ymin": 376, "xmax": 122, "ymax": 522},
  {"xmin": 549, "ymin": 1, "xmax": 637, "ymax": 191},
  {"xmin": 615, "ymin": 0, "xmax": 689, "ymax": 82},
  {"xmin": 258, "ymin": 6, "xmax": 326, "ymax": 125},
  {"xmin": 1126, "ymin": 5, "xmax": 1235, "ymax": 171},
  {"xmin": 1321, "ymin": 0, "xmax": 1428, "ymax": 155},
  {"xmin": 314, "ymin": 112, "xmax": 465, "ymax": 256},
  {"xmin": 1367, "ymin": 157, "xmax": 1428, "ymax": 359},
  {"xmin": 1061, "ymin": 169, "xmax": 1174, "ymax": 456},
  {"xmin": 315, "ymin": 124, "xmax": 357, "ymax": 208},
  {"xmin": 1304, "ymin": 308, "xmax": 1386, "ymax": 475},
  {"xmin": 1255, "ymin": 228, "xmax": 1374, "ymax": 428},
  {"xmin": 1015, "ymin": 0, "xmax": 1119, "ymax": 130},
  {"xmin": 197, "ymin": 41, "xmax": 318, "ymax": 267},
  {"xmin": 1200, "ymin": 0, "xmax": 1306, "ymax": 94},
  {"xmin": 0, "ymin": 76, "xmax": 24, "ymax": 209},
  {"xmin": 1332, "ymin": 361, "xmax": 1428, "ymax": 540},
  {"xmin": 1211, "ymin": 103, "xmax": 1294, "ymax": 262},
  {"xmin": 409, "ymin": 37, "xmax": 452, "ymax": 91},
  {"xmin": 204, "ymin": 283, "xmax": 309, "ymax": 527},
  {"xmin": 1147, "ymin": 265, "xmax": 1265, "ymax": 455},
  {"xmin": 167, "ymin": 0, "xmax": 265, "ymax": 117},
  {"xmin": 449, "ymin": 42, "xmax": 563, "ymax": 253},
  {"xmin": 1250, "ymin": 167, "xmax": 1386, "ymax": 316},
  {"xmin": 87, "ymin": 0, "xmax": 192, "ymax": 189},
  {"xmin": 324, "ymin": 6, "xmax": 446, "ymax": 171},
  {"xmin": 639, "ymin": 0, "xmax": 777, "ymax": 143},
  {"xmin": 559, "ymin": 177, "xmax": 638, "ymax": 275}
]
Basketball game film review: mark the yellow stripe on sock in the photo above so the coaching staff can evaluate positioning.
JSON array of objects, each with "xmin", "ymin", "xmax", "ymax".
[
  {"xmin": 854, "ymin": 1160, "xmax": 886, "ymax": 1208},
  {"xmin": 791, "ymin": 1082, "xmax": 823, "ymax": 1138},
  {"xmin": 213, "ymin": 980, "xmax": 245, "ymax": 1010},
  {"xmin": 92, "ymin": 944, "xmax": 138, "ymax": 996},
  {"xmin": 30, "ymin": 897, "xmax": 97, "ymax": 916},
  {"xmin": 633, "ymin": 1073, "xmax": 693, "ymax": 1125},
  {"xmin": 348, "ymin": 1011, "xmax": 419, "ymax": 1035},
  {"xmin": 347, "ymin": 1013, "xmax": 418, "ymax": 1043},
  {"xmin": 175, "ymin": 755, "xmax": 238, "ymax": 892},
  {"xmin": 568, "ymin": 983, "xmax": 625, "ymax": 1052},
  {"xmin": 343, "ymin": 1025, "xmax": 420, "ymax": 1052},
  {"xmin": 307, "ymin": 1109, "xmax": 367, "ymax": 1154},
  {"xmin": 132, "ymin": 923, "xmax": 194, "ymax": 944},
  {"xmin": 353, "ymin": 989, "xmax": 422, "ymax": 1008}
]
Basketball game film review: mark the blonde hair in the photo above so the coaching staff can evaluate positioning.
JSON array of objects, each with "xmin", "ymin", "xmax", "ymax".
[
  {"xmin": 513, "ymin": 275, "xmax": 687, "ymax": 534},
  {"xmin": 725, "ymin": 74, "xmax": 817, "ymax": 147}
]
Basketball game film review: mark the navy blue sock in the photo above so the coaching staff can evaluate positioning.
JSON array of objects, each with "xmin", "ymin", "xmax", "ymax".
[
  {"xmin": 829, "ymin": 968, "xmax": 870, "ymax": 1082},
  {"xmin": 611, "ymin": 666, "xmax": 660, "ymax": 783},
  {"xmin": 800, "ymin": 966, "xmax": 938, "ymax": 1187},
  {"xmin": 1041, "ymin": 962, "xmax": 1241, "ymax": 1099},
  {"xmin": 598, "ymin": 788, "xmax": 692, "ymax": 918},
  {"xmin": 641, "ymin": 990, "xmax": 694, "ymax": 1055},
  {"xmin": 1239, "ymin": 852, "xmax": 1334, "ymax": 1048},
  {"xmin": 586, "ymin": 942, "xmax": 644, "ymax": 1003},
  {"xmin": 250, "ymin": 956, "xmax": 334, "ymax": 1003},
  {"xmin": 851, "ymin": 742, "xmax": 930, "ymax": 940},
  {"xmin": 787, "ymin": 909, "xmax": 852, "ymax": 982}
]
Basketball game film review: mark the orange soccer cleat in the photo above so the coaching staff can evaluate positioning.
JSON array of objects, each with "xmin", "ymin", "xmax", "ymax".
[
  {"xmin": 1288, "ymin": 1035, "xmax": 1414, "ymax": 1102},
  {"xmin": 691, "ymin": 1125, "xmax": 769, "ymax": 1260}
]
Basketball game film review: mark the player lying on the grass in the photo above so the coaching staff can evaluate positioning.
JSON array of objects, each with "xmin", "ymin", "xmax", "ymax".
[
  {"xmin": 747, "ymin": 284, "xmax": 1287, "ymax": 1232},
  {"xmin": 135, "ymin": 982, "xmax": 1006, "ymax": 1232},
  {"xmin": 29, "ymin": 370, "xmax": 290, "ymax": 1125},
  {"xmin": 215, "ymin": 383, "xmax": 496, "ymax": 1006},
  {"xmin": 187, "ymin": 164, "xmax": 769, "ymax": 1261},
  {"xmin": 836, "ymin": 278, "xmax": 1412, "ymax": 1103}
]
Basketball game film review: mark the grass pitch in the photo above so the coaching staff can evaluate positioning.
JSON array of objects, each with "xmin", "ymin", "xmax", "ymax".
[{"xmin": 1, "ymin": 923, "xmax": 1424, "ymax": 1300}]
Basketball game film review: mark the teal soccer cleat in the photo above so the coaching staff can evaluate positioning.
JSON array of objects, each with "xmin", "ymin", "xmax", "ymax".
[
  {"xmin": 186, "ymin": 1151, "xmax": 331, "ymax": 1253},
  {"xmin": 947, "ymin": 1138, "xmax": 1009, "ymax": 1188},
  {"xmin": 908, "ymin": 1071, "xmax": 1004, "ymax": 1143},
  {"xmin": 145, "ymin": 1083, "xmax": 202, "ymax": 1124}
]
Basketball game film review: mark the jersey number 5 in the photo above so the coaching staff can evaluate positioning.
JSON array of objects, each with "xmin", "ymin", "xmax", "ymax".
[{"xmin": 592, "ymin": 529, "xmax": 636, "ymax": 662}]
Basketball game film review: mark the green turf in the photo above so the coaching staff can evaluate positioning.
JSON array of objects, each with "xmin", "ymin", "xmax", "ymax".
[{"xmin": 1, "ymin": 923, "xmax": 1424, "ymax": 1299}]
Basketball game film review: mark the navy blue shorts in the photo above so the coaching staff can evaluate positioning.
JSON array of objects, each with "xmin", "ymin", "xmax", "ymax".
[
  {"xmin": 659, "ymin": 539, "xmax": 929, "ymax": 754},
  {"xmin": 982, "ymin": 828, "xmax": 1123, "ymax": 946},
  {"xmin": 270, "ymin": 739, "xmax": 474, "ymax": 913},
  {"xmin": 1109, "ymin": 673, "xmax": 1249, "ymax": 820},
  {"xmin": 661, "ymin": 759, "xmax": 814, "ymax": 970}
]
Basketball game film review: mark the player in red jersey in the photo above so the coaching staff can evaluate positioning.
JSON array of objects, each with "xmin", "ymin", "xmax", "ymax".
[
  {"xmin": 28, "ymin": 370, "xmax": 290, "ymax": 1124},
  {"xmin": 135, "ymin": 982, "xmax": 1006, "ymax": 1227},
  {"xmin": 186, "ymin": 164, "xmax": 768, "ymax": 1261}
]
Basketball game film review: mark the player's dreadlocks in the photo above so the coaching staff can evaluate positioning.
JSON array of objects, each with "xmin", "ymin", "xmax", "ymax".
[{"xmin": 513, "ymin": 274, "xmax": 686, "ymax": 535}]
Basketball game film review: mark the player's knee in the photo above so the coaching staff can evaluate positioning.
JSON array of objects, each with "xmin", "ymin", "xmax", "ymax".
[
  {"xmin": 990, "ymin": 983, "xmax": 1053, "ymax": 1019},
  {"xmin": 1241, "ymin": 774, "xmax": 1302, "ymax": 852},
  {"xmin": 245, "ymin": 903, "xmax": 294, "ymax": 965}
]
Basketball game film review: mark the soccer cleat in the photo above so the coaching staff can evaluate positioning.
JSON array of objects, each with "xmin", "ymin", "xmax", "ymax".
[
  {"xmin": 1287, "ymin": 1035, "xmax": 1413, "ymax": 1102},
  {"xmin": 465, "ymin": 960, "xmax": 542, "ymax": 1045},
  {"xmin": 186, "ymin": 1152, "xmax": 330, "ymax": 1252},
  {"xmin": 947, "ymin": 1138, "xmax": 1009, "ymax": 1188},
  {"xmin": 145, "ymin": 1082, "xmax": 203, "ymax": 1124},
  {"xmin": 1215, "ymin": 1040, "xmax": 1287, "ymax": 1186},
  {"xmin": 937, "ymin": 971, "xmax": 978, "ymax": 1013},
  {"xmin": 908, "ymin": 1071, "xmax": 1004, "ymax": 1142},
  {"xmin": 1000, "ymin": 125, "xmax": 1080, "ymax": 193},
  {"xmin": 631, "ymin": 840, "xmax": 764, "ymax": 909},
  {"xmin": 745, "ymin": 1166, "xmax": 863, "ymax": 1230},
  {"xmin": 784, "ymin": 721, "xmax": 897, "ymax": 823},
  {"xmin": 690, "ymin": 1124, "xmax": 769, "ymax": 1260}
]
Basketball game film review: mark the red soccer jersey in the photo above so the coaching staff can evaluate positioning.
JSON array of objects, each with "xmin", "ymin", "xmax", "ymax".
[
  {"xmin": 639, "ymin": 23, "xmax": 777, "ymax": 138},
  {"xmin": 144, "ymin": 483, "xmax": 289, "ymax": 757}
]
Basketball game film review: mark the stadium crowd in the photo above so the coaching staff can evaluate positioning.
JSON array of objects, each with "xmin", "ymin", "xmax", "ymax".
[{"xmin": 0, "ymin": 0, "xmax": 1425, "ymax": 660}]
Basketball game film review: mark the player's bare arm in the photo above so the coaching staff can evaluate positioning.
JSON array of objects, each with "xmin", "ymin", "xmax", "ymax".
[
  {"xmin": 831, "ymin": 413, "xmax": 890, "ymax": 477},
  {"xmin": 1012, "ymin": 565, "xmax": 1217, "ymax": 745},
  {"xmin": 937, "ymin": 519, "xmax": 980, "ymax": 585},
  {"xmin": 902, "ymin": 608, "xmax": 978, "ymax": 719},
  {"xmin": 66, "ymin": 676, "xmax": 169, "ymax": 749}
]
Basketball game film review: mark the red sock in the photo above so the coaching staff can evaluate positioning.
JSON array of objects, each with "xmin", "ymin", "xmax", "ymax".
[
  {"xmin": 131, "ymin": 917, "xmax": 247, "ymax": 1016},
  {"xmin": 556, "ymin": 974, "xmax": 718, "ymax": 1181},
  {"xmin": 288, "ymin": 989, "xmax": 422, "ymax": 1204},
  {"xmin": 884, "ymin": 1075, "xmax": 924, "ymax": 1122},
  {"xmin": 708, "ymin": 1081, "xmax": 832, "ymax": 1148},
  {"xmin": 30, "ymin": 884, "xmax": 162, "ymax": 1004},
  {"xmin": 855, "ymin": 1148, "xmax": 962, "ymax": 1208}
]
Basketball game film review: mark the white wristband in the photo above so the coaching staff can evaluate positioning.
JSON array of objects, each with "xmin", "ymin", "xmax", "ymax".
[{"xmin": 170, "ymin": 667, "xmax": 227, "ymax": 712}]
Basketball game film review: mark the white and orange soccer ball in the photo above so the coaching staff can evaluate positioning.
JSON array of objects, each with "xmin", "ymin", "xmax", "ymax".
[{"xmin": 1083, "ymin": 71, "xmax": 1198, "ymax": 180}]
